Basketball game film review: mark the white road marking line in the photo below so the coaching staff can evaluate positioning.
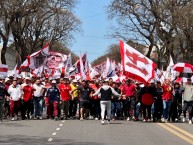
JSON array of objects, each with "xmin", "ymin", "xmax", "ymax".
[
  {"xmin": 48, "ymin": 138, "xmax": 53, "ymax": 142},
  {"xmin": 56, "ymin": 128, "xmax": 60, "ymax": 130},
  {"xmin": 59, "ymin": 124, "xmax": 63, "ymax": 126},
  {"xmin": 62, "ymin": 120, "xmax": 65, "ymax": 123},
  {"xmin": 52, "ymin": 132, "xmax": 57, "ymax": 136}
]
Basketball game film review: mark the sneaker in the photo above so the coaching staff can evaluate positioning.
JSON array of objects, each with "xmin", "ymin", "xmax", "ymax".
[
  {"xmin": 80, "ymin": 117, "xmax": 83, "ymax": 121},
  {"xmin": 189, "ymin": 120, "xmax": 192, "ymax": 124},
  {"xmin": 101, "ymin": 120, "xmax": 105, "ymax": 125},
  {"xmin": 127, "ymin": 117, "xmax": 130, "ymax": 121},
  {"xmin": 11, "ymin": 117, "xmax": 15, "ymax": 121},
  {"xmin": 164, "ymin": 119, "xmax": 168, "ymax": 123},
  {"xmin": 95, "ymin": 117, "xmax": 99, "ymax": 120},
  {"xmin": 89, "ymin": 116, "xmax": 94, "ymax": 120},
  {"xmin": 107, "ymin": 120, "xmax": 110, "ymax": 124},
  {"xmin": 39, "ymin": 116, "xmax": 43, "ymax": 120},
  {"xmin": 147, "ymin": 119, "xmax": 151, "ymax": 122},
  {"xmin": 182, "ymin": 117, "xmax": 186, "ymax": 123},
  {"xmin": 143, "ymin": 119, "xmax": 147, "ymax": 122},
  {"xmin": 161, "ymin": 118, "xmax": 165, "ymax": 123},
  {"xmin": 54, "ymin": 117, "xmax": 58, "ymax": 121},
  {"xmin": 175, "ymin": 118, "xmax": 179, "ymax": 122}
]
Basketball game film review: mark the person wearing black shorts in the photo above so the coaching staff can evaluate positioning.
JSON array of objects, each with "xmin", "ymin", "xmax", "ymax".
[{"xmin": 77, "ymin": 80, "xmax": 94, "ymax": 120}]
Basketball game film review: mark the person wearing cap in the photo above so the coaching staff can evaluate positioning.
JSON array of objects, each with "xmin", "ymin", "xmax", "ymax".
[
  {"xmin": 0, "ymin": 76, "xmax": 9, "ymax": 121},
  {"xmin": 8, "ymin": 78, "xmax": 22, "ymax": 121},
  {"xmin": 69, "ymin": 79, "xmax": 79, "ymax": 118},
  {"xmin": 46, "ymin": 80, "xmax": 60, "ymax": 120},
  {"xmin": 21, "ymin": 77, "xmax": 34, "ymax": 120},
  {"xmin": 162, "ymin": 79, "xmax": 173, "ymax": 122},
  {"xmin": 33, "ymin": 79, "xmax": 45, "ymax": 119},
  {"xmin": 182, "ymin": 78, "xmax": 193, "ymax": 124},
  {"xmin": 121, "ymin": 79, "xmax": 136, "ymax": 121},
  {"xmin": 92, "ymin": 81, "xmax": 122, "ymax": 125},
  {"xmin": 58, "ymin": 78, "xmax": 71, "ymax": 120}
]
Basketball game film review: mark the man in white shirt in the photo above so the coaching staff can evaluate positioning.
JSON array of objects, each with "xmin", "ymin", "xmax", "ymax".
[
  {"xmin": 182, "ymin": 78, "xmax": 193, "ymax": 124},
  {"xmin": 8, "ymin": 78, "xmax": 22, "ymax": 121},
  {"xmin": 33, "ymin": 79, "xmax": 45, "ymax": 119}
]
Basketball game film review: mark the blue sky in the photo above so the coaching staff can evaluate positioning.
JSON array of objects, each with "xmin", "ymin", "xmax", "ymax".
[{"xmin": 71, "ymin": 0, "xmax": 117, "ymax": 63}]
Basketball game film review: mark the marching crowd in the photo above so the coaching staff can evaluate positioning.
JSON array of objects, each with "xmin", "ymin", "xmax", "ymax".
[{"xmin": 0, "ymin": 75, "xmax": 193, "ymax": 125}]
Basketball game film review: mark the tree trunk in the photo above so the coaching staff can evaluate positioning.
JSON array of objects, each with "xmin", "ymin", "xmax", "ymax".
[{"xmin": 1, "ymin": 42, "xmax": 7, "ymax": 64}]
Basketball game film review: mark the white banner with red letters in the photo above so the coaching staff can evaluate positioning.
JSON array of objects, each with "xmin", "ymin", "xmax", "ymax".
[{"xmin": 120, "ymin": 40, "xmax": 156, "ymax": 83}]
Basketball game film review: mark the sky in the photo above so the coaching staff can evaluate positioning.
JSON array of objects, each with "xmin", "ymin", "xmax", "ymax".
[{"xmin": 71, "ymin": 0, "xmax": 117, "ymax": 63}]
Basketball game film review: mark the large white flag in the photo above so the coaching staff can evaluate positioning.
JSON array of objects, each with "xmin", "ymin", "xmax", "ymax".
[{"xmin": 120, "ymin": 40, "xmax": 156, "ymax": 83}]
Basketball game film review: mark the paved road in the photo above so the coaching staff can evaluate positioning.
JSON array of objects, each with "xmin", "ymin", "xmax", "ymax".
[{"xmin": 1, "ymin": 119, "xmax": 193, "ymax": 145}]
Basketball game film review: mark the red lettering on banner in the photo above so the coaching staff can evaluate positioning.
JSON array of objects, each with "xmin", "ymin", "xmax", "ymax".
[
  {"xmin": 125, "ymin": 50, "xmax": 149, "ymax": 65},
  {"xmin": 126, "ymin": 62, "xmax": 148, "ymax": 76}
]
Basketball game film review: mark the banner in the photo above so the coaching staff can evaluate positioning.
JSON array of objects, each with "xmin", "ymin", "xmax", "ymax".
[{"xmin": 120, "ymin": 40, "xmax": 156, "ymax": 83}]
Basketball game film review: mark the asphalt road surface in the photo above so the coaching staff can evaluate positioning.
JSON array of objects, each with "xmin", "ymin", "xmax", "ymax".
[{"xmin": 1, "ymin": 119, "xmax": 193, "ymax": 145}]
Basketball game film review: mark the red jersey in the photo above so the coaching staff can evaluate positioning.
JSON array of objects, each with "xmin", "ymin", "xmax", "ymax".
[
  {"xmin": 162, "ymin": 84, "xmax": 173, "ymax": 101},
  {"xmin": 90, "ymin": 84, "xmax": 99, "ymax": 100},
  {"xmin": 122, "ymin": 84, "xmax": 136, "ymax": 97},
  {"xmin": 23, "ymin": 85, "xmax": 33, "ymax": 102},
  {"xmin": 59, "ymin": 83, "xmax": 71, "ymax": 101}
]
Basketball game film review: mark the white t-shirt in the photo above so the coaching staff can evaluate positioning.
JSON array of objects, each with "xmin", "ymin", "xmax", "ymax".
[
  {"xmin": 33, "ymin": 84, "xmax": 44, "ymax": 97},
  {"xmin": 8, "ymin": 85, "xmax": 22, "ymax": 101}
]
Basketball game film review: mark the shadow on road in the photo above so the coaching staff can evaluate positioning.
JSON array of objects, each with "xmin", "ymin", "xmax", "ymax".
[{"xmin": 0, "ymin": 135, "xmax": 105, "ymax": 145}]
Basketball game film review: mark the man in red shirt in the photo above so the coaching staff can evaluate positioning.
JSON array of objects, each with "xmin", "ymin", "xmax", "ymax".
[
  {"xmin": 121, "ymin": 79, "xmax": 136, "ymax": 121},
  {"xmin": 21, "ymin": 77, "xmax": 34, "ymax": 120},
  {"xmin": 58, "ymin": 78, "xmax": 71, "ymax": 120}
]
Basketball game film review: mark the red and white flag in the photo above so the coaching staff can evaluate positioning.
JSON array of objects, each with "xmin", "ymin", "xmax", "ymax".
[
  {"xmin": 13, "ymin": 64, "xmax": 20, "ymax": 77},
  {"xmin": 28, "ymin": 43, "xmax": 50, "ymax": 69},
  {"xmin": 20, "ymin": 59, "xmax": 29, "ymax": 69},
  {"xmin": 120, "ymin": 40, "xmax": 156, "ymax": 83},
  {"xmin": 0, "ymin": 64, "xmax": 8, "ymax": 77}
]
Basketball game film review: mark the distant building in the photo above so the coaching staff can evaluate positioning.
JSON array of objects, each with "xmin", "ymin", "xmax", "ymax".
[{"xmin": 0, "ymin": 44, "xmax": 16, "ymax": 70}]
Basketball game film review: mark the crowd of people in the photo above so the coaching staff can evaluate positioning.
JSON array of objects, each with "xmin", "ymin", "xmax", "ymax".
[{"xmin": 0, "ymin": 75, "xmax": 192, "ymax": 125}]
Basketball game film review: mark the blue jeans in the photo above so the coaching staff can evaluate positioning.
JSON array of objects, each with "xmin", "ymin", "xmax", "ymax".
[
  {"xmin": 111, "ymin": 101, "xmax": 122, "ymax": 119},
  {"xmin": 134, "ymin": 102, "xmax": 141, "ymax": 119},
  {"xmin": 163, "ymin": 100, "xmax": 172, "ymax": 119},
  {"xmin": 34, "ymin": 97, "xmax": 43, "ymax": 117}
]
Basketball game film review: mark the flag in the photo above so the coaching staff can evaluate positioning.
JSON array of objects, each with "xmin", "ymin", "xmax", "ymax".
[
  {"xmin": 0, "ymin": 64, "xmax": 8, "ymax": 77},
  {"xmin": 13, "ymin": 64, "xmax": 19, "ymax": 77},
  {"xmin": 80, "ymin": 53, "xmax": 87, "ymax": 80},
  {"xmin": 166, "ymin": 55, "xmax": 176, "ymax": 81},
  {"xmin": 65, "ymin": 53, "xmax": 72, "ymax": 76},
  {"xmin": 89, "ymin": 65, "xmax": 99, "ymax": 79},
  {"xmin": 104, "ymin": 58, "xmax": 115, "ymax": 78},
  {"xmin": 20, "ymin": 59, "xmax": 29, "ymax": 69},
  {"xmin": 31, "ymin": 66, "xmax": 44, "ymax": 78},
  {"xmin": 28, "ymin": 43, "xmax": 50, "ymax": 69},
  {"xmin": 120, "ymin": 40, "xmax": 156, "ymax": 83}
]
